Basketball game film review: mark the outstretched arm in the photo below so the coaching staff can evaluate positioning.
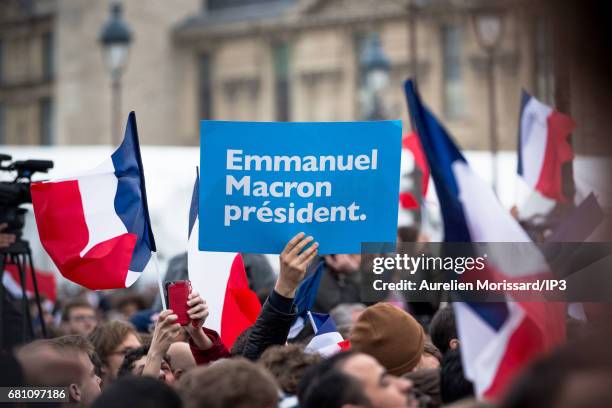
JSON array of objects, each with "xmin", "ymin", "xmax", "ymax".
[
  {"xmin": 242, "ymin": 232, "xmax": 318, "ymax": 360},
  {"xmin": 143, "ymin": 310, "xmax": 180, "ymax": 378}
]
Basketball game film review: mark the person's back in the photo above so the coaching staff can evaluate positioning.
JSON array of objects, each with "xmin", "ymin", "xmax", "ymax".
[
  {"xmin": 178, "ymin": 358, "xmax": 278, "ymax": 408},
  {"xmin": 258, "ymin": 344, "xmax": 321, "ymax": 395},
  {"xmin": 312, "ymin": 255, "xmax": 361, "ymax": 313},
  {"xmin": 440, "ymin": 349, "xmax": 474, "ymax": 404},
  {"xmin": 91, "ymin": 376, "xmax": 182, "ymax": 408}
]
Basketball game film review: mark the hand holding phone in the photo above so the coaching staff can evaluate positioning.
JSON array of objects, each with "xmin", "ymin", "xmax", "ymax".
[{"xmin": 166, "ymin": 280, "xmax": 192, "ymax": 326}]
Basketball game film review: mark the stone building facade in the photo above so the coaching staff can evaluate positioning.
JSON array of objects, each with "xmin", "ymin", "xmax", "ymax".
[
  {"xmin": 174, "ymin": 0, "xmax": 555, "ymax": 152},
  {"xmin": 1, "ymin": 0, "xmax": 560, "ymax": 152},
  {"xmin": 0, "ymin": 0, "xmax": 56, "ymax": 145}
]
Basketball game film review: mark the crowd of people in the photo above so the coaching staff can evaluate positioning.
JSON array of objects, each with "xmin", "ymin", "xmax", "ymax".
[{"xmin": 1, "ymin": 230, "xmax": 612, "ymax": 408}]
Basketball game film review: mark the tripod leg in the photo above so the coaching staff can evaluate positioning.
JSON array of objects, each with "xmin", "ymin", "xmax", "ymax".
[
  {"xmin": 14, "ymin": 254, "xmax": 34, "ymax": 341},
  {"xmin": 27, "ymin": 249, "xmax": 47, "ymax": 338}
]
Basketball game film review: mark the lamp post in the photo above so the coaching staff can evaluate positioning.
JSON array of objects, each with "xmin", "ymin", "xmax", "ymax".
[
  {"xmin": 360, "ymin": 34, "xmax": 391, "ymax": 120},
  {"xmin": 99, "ymin": 2, "xmax": 132, "ymax": 146},
  {"xmin": 407, "ymin": 0, "xmax": 428, "ymax": 81},
  {"xmin": 472, "ymin": 9, "xmax": 503, "ymax": 194}
]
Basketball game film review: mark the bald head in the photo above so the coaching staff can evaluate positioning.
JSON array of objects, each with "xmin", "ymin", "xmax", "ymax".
[{"xmin": 167, "ymin": 342, "xmax": 196, "ymax": 380}]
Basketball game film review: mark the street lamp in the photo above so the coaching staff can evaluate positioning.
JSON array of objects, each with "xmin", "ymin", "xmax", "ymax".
[
  {"xmin": 360, "ymin": 34, "xmax": 391, "ymax": 120},
  {"xmin": 407, "ymin": 0, "xmax": 428, "ymax": 80},
  {"xmin": 472, "ymin": 8, "xmax": 503, "ymax": 194},
  {"xmin": 99, "ymin": 2, "xmax": 132, "ymax": 146}
]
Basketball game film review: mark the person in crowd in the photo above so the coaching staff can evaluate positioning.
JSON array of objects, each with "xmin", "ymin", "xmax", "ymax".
[
  {"xmin": 185, "ymin": 293, "xmax": 231, "ymax": 365},
  {"xmin": 129, "ymin": 309, "xmax": 157, "ymax": 334},
  {"xmin": 396, "ymin": 226, "xmax": 438, "ymax": 326},
  {"xmin": 440, "ymin": 349, "xmax": 474, "ymax": 404},
  {"xmin": 350, "ymin": 302, "xmax": 425, "ymax": 376},
  {"xmin": 500, "ymin": 325, "xmax": 612, "ymax": 408},
  {"xmin": 13, "ymin": 336, "xmax": 101, "ymax": 405},
  {"xmin": 178, "ymin": 358, "xmax": 279, "ymax": 408},
  {"xmin": 230, "ymin": 326, "xmax": 253, "ymax": 356},
  {"xmin": 330, "ymin": 302, "xmax": 366, "ymax": 339},
  {"xmin": 158, "ymin": 252, "xmax": 275, "ymax": 309},
  {"xmin": 429, "ymin": 305, "xmax": 458, "ymax": 355},
  {"xmin": 118, "ymin": 346, "xmax": 150, "ymax": 377},
  {"xmin": 162, "ymin": 233, "xmax": 317, "ymax": 365},
  {"xmin": 27, "ymin": 296, "xmax": 56, "ymax": 339},
  {"xmin": 141, "ymin": 310, "xmax": 180, "ymax": 384},
  {"xmin": 88, "ymin": 320, "xmax": 142, "ymax": 387},
  {"xmin": 167, "ymin": 342, "xmax": 196, "ymax": 380},
  {"xmin": 117, "ymin": 344, "xmax": 175, "ymax": 385},
  {"xmin": 91, "ymin": 376, "xmax": 182, "ymax": 408},
  {"xmin": 47, "ymin": 335, "xmax": 102, "ymax": 406},
  {"xmin": 8, "ymin": 338, "xmax": 85, "ymax": 387},
  {"xmin": 62, "ymin": 299, "xmax": 98, "ymax": 336},
  {"xmin": 312, "ymin": 253, "xmax": 362, "ymax": 313},
  {"xmin": 0, "ymin": 223, "xmax": 16, "ymax": 248},
  {"xmin": 259, "ymin": 343, "xmax": 322, "ymax": 395},
  {"xmin": 115, "ymin": 292, "xmax": 148, "ymax": 320},
  {"xmin": 115, "ymin": 288, "xmax": 209, "ymax": 383},
  {"xmin": 299, "ymin": 350, "xmax": 418, "ymax": 408},
  {"xmin": 242, "ymin": 253, "xmax": 277, "ymax": 304},
  {"xmin": 404, "ymin": 368, "xmax": 441, "ymax": 408},
  {"xmin": 241, "ymin": 232, "xmax": 318, "ymax": 360},
  {"xmin": 416, "ymin": 342, "xmax": 442, "ymax": 370},
  {"xmin": 136, "ymin": 289, "xmax": 207, "ymax": 379}
]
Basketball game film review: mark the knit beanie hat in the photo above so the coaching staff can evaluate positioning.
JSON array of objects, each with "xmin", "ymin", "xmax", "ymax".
[{"xmin": 350, "ymin": 303, "xmax": 424, "ymax": 376}]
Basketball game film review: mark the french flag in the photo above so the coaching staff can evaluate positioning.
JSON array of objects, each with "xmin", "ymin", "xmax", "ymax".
[
  {"xmin": 399, "ymin": 131, "xmax": 429, "ymax": 210},
  {"xmin": 287, "ymin": 260, "xmax": 325, "ymax": 339},
  {"xmin": 517, "ymin": 91, "xmax": 575, "ymax": 202},
  {"xmin": 187, "ymin": 169, "xmax": 261, "ymax": 349},
  {"xmin": 2, "ymin": 264, "xmax": 57, "ymax": 305},
  {"xmin": 30, "ymin": 112, "xmax": 156, "ymax": 290},
  {"xmin": 304, "ymin": 311, "xmax": 349, "ymax": 357},
  {"xmin": 405, "ymin": 80, "xmax": 565, "ymax": 400}
]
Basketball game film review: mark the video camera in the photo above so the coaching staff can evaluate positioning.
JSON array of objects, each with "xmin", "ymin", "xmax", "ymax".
[{"xmin": 0, "ymin": 154, "xmax": 54, "ymax": 238}]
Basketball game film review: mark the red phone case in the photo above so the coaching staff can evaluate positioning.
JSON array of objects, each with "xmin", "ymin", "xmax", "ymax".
[{"xmin": 167, "ymin": 280, "xmax": 191, "ymax": 326}]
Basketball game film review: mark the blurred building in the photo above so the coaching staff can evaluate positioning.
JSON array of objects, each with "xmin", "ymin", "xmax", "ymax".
[
  {"xmin": 174, "ymin": 0, "xmax": 556, "ymax": 152},
  {"xmin": 0, "ymin": 0, "xmax": 563, "ymax": 151},
  {"xmin": 0, "ymin": 0, "xmax": 56, "ymax": 145}
]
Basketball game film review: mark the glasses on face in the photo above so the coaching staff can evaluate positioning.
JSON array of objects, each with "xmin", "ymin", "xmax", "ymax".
[{"xmin": 110, "ymin": 348, "xmax": 135, "ymax": 357}]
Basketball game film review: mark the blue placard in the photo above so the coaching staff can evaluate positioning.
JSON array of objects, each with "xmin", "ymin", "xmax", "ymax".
[{"xmin": 199, "ymin": 120, "xmax": 402, "ymax": 254}]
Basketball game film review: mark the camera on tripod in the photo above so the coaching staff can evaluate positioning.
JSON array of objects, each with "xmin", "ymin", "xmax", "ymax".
[
  {"xmin": 0, "ymin": 153, "xmax": 54, "ymax": 349},
  {"xmin": 0, "ymin": 154, "xmax": 54, "ymax": 239}
]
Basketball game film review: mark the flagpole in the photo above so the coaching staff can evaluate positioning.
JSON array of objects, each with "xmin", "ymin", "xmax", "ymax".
[
  {"xmin": 153, "ymin": 252, "xmax": 167, "ymax": 310},
  {"xmin": 512, "ymin": 172, "xmax": 521, "ymax": 218}
]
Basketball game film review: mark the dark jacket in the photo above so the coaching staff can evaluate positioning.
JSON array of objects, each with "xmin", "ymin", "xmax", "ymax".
[
  {"xmin": 241, "ymin": 290, "xmax": 296, "ymax": 361},
  {"xmin": 312, "ymin": 259, "xmax": 361, "ymax": 313}
]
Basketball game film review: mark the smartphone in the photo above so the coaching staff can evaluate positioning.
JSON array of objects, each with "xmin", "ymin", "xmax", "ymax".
[{"xmin": 165, "ymin": 280, "xmax": 192, "ymax": 326}]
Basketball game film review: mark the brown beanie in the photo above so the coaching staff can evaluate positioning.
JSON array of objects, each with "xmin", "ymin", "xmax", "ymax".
[{"xmin": 350, "ymin": 303, "xmax": 424, "ymax": 376}]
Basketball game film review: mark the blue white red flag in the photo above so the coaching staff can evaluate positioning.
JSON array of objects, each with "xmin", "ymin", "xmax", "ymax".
[
  {"xmin": 304, "ymin": 311, "xmax": 348, "ymax": 357},
  {"xmin": 287, "ymin": 260, "xmax": 325, "ymax": 339},
  {"xmin": 517, "ymin": 91, "xmax": 575, "ymax": 202},
  {"xmin": 404, "ymin": 80, "xmax": 565, "ymax": 399},
  {"xmin": 2, "ymin": 264, "xmax": 57, "ymax": 305},
  {"xmin": 31, "ymin": 112, "xmax": 155, "ymax": 290},
  {"xmin": 399, "ymin": 131, "xmax": 429, "ymax": 210},
  {"xmin": 187, "ymin": 168, "xmax": 261, "ymax": 349}
]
